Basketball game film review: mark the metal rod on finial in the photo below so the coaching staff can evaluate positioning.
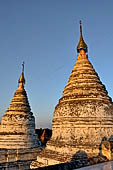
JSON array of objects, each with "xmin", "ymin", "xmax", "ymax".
[
  {"xmin": 80, "ymin": 20, "xmax": 82, "ymax": 35},
  {"xmin": 22, "ymin": 61, "xmax": 25, "ymax": 73}
]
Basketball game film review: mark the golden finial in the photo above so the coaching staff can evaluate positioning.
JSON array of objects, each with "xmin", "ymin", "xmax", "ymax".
[
  {"xmin": 18, "ymin": 62, "xmax": 25, "ymax": 86},
  {"xmin": 77, "ymin": 20, "xmax": 88, "ymax": 53}
]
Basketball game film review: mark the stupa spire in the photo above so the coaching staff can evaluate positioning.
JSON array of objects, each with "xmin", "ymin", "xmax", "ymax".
[
  {"xmin": 18, "ymin": 62, "xmax": 25, "ymax": 88},
  {"xmin": 77, "ymin": 20, "xmax": 88, "ymax": 53}
]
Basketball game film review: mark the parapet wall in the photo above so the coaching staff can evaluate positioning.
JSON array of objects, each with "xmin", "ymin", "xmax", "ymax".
[
  {"xmin": 0, "ymin": 147, "xmax": 42, "ymax": 170},
  {"xmin": 28, "ymin": 156, "xmax": 107, "ymax": 170}
]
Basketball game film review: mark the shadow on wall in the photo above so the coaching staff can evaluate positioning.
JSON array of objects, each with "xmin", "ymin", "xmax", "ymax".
[
  {"xmin": 72, "ymin": 150, "xmax": 88, "ymax": 160},
  {"xmin": 98, "ymin": 136, "xmax": 108, "ymax": 156}
]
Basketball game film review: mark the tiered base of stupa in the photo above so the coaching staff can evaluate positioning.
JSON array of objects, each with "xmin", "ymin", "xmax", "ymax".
[
  {"xmin": 0, "ymin": 113, "xmax": 40, "ymax": 149},
  {"xmin": 31, "ymin": 100, "xmax": 113, "ymax": 168}
]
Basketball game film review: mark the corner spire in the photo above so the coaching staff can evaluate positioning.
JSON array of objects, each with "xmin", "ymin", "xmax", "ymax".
[
  {"xmin": 18, "ymin": 62, "xmax": 25, "ymax": 88},
  {"xmin": 77, "ymin": 20, "xmax": 88, "ymax": 53}
]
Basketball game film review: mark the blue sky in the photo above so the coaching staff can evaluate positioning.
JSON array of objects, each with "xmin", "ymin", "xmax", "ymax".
[{"xmin": 0, "ymin": 0, "xmax": 113, "ymax": 128}]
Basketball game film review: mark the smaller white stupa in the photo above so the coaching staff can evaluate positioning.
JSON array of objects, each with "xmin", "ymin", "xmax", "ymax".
[{"xmin": 0, "ymin": 62, "xmax": 40, "ymax": 149}]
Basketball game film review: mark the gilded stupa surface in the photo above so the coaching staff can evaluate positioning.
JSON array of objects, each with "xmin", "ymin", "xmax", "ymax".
[
  {"xmin": 31, "ymin": 22, "xmax": 113, "ymax": 168},
  {"xmin": 0, "ymin": 63, "xmax": 40, "ymax": 149}
]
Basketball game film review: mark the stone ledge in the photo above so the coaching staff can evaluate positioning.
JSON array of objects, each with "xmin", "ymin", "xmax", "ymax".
[{"xmin": 30, "ymin": 156, "xmax": 107, "ymax": 170}]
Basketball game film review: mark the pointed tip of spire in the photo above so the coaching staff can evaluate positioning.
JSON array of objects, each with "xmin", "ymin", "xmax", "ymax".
[
  {"xmin": 80, "ymin": 20, "xmax": 82, "ymax": 34},
  {"xmin": 22, "ymin": 61, "xmax": 25, "ymax": 73},
  {"xmin": 77, "ymin": 20, "xmax": 88, "ymax": 53},
  {"xmin": 18, "ymin": 62, "xmax": 26, "ymax": 87}
]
